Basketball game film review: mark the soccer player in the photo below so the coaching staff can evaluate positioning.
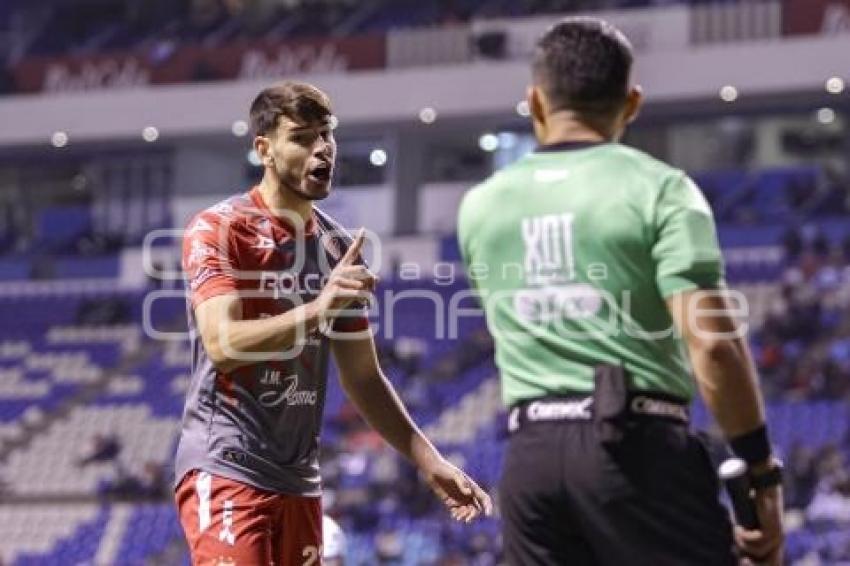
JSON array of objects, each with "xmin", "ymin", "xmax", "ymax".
[
  {"xmin": 175, "ymin": 81, "xmax": 491, "ymax": 565},
  {"xmin": 458, "ymin": 18, "xmax": 784, "ymax": 566}
]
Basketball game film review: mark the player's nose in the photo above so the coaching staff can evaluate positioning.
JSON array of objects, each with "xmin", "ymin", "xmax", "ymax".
[{"xmin": 313, "ymin": 144, "xmax": 332, "ymax": 163}]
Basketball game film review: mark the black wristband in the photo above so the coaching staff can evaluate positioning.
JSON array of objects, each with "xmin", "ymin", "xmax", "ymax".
[
  {"xmin": 750, "ymin": 462, "xmax": 784, "ymax": 490},
  {"xmin": 729, "ymin": 425, "xmax": 772, "ymax": 465}
]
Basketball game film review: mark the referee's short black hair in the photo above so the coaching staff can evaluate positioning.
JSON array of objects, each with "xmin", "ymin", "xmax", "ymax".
[{"xmin": 533, "ymin": 17, "xmax": 634, "ymax": 119}]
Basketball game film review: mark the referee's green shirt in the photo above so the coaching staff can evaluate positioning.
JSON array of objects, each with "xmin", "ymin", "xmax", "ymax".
[{"xmin": 458, "ymin": 142, "xmax": 725, "ymax": 406}]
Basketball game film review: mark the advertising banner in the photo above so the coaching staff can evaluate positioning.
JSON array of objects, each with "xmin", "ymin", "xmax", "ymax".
[{"xmin": 11, "ymin": 35, "xmax": 386, "ymax": 94}]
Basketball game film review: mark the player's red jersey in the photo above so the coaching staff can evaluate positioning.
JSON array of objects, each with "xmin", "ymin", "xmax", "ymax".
[{"xmin": 174, "ymin": 186, "xmax": 367, "ymax": 497}]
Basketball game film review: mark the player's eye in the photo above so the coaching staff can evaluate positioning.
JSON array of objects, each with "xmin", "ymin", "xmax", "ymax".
[{"xmin": 290, "ymin": 132, "xmax": 315, "ymax": 145}]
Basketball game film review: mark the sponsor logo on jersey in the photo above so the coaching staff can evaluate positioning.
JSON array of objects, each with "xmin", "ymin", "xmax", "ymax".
[
  {"xmin": 515, "ymin": 213, "xmax": 602, "ymax": 322},
  {"xmin": 513, "ymin": 284, "xmax": 602, "ymax": 323},
  {"xmin": 187, "ymin": 240, "xmax": 217, "ymax": 268},
  {"xmin": 521, "ymin": 213, "xmax": 575, "ymax": 285},
  {"xmin": 222, "ymin": 449, "xmax": 247, "ymax": 465},
  {"xmin": 258, "ymin": 371, "xmax": 318, "ymax": 408},
  {"xmin": 259, "ymin": 271, "xmax": 326, "ymax": 297},
  {"xmin": 190, "ymin": 267, "xmax": 218, "ymax": 290},
  {"xmin": 189, "ymin": 218, "xmax": 214, "ymax": 234},
  {"xmin": 218, "ymin": 500, "xmax": 236, "ymax": 545},
  {"xmin": 253, "ymin": 235, "xmax": 276, "ymax": 250},
  {"xmin": 533, "ymin": 168, "xmax": 570, "ymax": 183},
  {"xmin": 210, "ymin": 202, "xmax": 234, "ymax": 216}
]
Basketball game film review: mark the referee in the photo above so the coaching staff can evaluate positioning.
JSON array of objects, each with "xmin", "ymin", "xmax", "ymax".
[{"xmin": 458, "ymin": 18, "xmax": 784, "ymax": 566}]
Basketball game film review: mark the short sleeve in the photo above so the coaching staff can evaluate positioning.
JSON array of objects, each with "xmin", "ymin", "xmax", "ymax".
[
  {"xmin": 652, "ymin": 173, "xmax": 725, "ymax": 298},
  {"xmin": 457, "ymin": 189, "xmax": 478, "ymax": 268},
  {"xmin": 182, "ymin": 213, "xmax": 239, "ymax": 308}
]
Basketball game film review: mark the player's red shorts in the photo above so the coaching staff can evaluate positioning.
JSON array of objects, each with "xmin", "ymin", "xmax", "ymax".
[{"xmin": 176, "ymin": 470, "xmax": 322, "ymax": 566}]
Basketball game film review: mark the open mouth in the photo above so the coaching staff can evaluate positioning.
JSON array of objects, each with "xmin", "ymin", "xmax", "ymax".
[{"xmin": 307, "ymin": 162, "xmax": 332, "ymax": 183}]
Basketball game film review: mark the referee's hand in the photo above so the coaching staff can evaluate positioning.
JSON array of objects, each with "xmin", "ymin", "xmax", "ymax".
[
  {"xmin": 735, "ymin": 483, "xmax": 784, "ymax": 566},
  {"xmin": 420, "ymin": 457, "xmax": 493, "ymax": 523}
]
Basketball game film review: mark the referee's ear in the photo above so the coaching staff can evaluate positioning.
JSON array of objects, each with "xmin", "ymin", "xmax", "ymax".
[
  {"xmin": 528, "ymin": 85, "xmax": 548, "ymax": 141},
  {"xmin": 623, "ymin": 85, "xmax": 643, "ymax": 126},
  {"xmin": 528, "ymin": 86, "xmax": 546, "ymax": 122}
]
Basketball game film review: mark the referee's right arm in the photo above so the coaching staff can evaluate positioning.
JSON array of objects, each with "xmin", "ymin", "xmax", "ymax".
[
  {"xmin": 668, "ymin": 290, "xmax": 784, "ymax": 565},
  {"xmin": 668, "ymin": 290, "xmax": 766, "ymax": 443},
  {"xmin": 652, "ymin": 173, "xmax": 783, "ymax": 565}
]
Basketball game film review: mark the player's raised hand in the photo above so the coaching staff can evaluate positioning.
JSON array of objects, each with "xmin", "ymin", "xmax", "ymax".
[
  {"xmin": 340, "ymin": 227, "xmax": 366, "ymax": 266},
  {"xmin": 420, "ymin": 457, "xmax": 493, "ymax": 523},
  {"xmin": 315, "ymin": 228, "xmax": 377, "ymax": 315}
]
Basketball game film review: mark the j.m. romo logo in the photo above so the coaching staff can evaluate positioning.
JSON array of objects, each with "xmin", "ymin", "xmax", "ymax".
[{"xmin": 258, "ymin": 371, "xmax": 318, "ymax": 408}]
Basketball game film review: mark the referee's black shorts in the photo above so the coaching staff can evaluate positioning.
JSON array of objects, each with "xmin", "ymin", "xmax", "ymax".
[{"xmin": 500, "ymin": 413, "xmax": 737, "ymax": 565}]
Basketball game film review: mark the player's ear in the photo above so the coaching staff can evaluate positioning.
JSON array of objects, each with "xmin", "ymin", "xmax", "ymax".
[
  {"xmin": 623, "ymin": 85, "xmax": 643, "ymax": 125},
  {"xmin": 254, "ymin": 136, "xmax": 273, "ymax": 167}
]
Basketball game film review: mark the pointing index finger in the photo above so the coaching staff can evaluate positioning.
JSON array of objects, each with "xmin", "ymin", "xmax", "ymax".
[{"xmin": 340, "ymin": 228, "xmax": 365, "ymax": 265}]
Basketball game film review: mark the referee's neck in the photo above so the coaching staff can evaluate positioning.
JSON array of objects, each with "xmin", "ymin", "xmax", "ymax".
[{"xmin": 538, "ymin": 111, "xmax": 617, "ymax": 146}]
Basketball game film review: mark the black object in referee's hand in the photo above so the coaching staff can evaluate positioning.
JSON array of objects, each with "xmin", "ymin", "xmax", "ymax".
[{"xmin": 719, "ymin": 458, "xmax": 760, "ymax": 530}]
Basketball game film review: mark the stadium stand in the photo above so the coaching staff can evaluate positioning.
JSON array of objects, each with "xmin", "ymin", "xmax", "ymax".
[{"xmin": 3, "ymin": 0, "xmax": 743, "ymax": 62}]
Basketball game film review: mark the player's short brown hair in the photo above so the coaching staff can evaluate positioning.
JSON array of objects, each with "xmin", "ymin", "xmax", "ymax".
[{"xmin": 249, "ymin": 81, "xmax": 333, "ymax": 137}]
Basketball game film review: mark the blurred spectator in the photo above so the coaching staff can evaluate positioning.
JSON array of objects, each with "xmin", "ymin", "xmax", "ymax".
[
  {"xmin": 138, "ymin": 461, "xmax": 168, "ymax": 498},
  {"xmin": 468, "ymin": 532, "xmax": 499, "ymax": 565},
  {"xmin": 782, "ymin": 227, "xmax": 804, "ymax": 260},
  {"xmin": 785, "ymin": 441, "xmax": 818, "ymax": 509},
  {"xmin": 378, "ymin": 336, "xmax": 426, "ymax": 379},
  {"xmin": 787, "ymin": 175, "xmax": 817, "ymax": 210},
  {"xmin": 75, "ymin": 296, "xmax": 130, "ymax": 325},
  {"xmin": 753, "ymin": 243, "xmax": 850, "ymax": 401},
  {"xmin": 807, "ymin": 446, "xmax": 850, "ymax": 524},
  {"xmin": 428, "ymin": 328, "xmax": 493, "ymax": 381},
  {"xmin": 77, "ymin": 434, "xmax": 122, "ymax": 467},
  {"xmin": 126, "ymin": 0, "xmax": 188, "ymax": 34},
  {"xmin": 187, "ymin": 0, "xmax": 226, "ymax": 38},
  {"xmin": 101, "ymin": 460, "xmax": 168, "ymax": 499},
  {"xmin": 437, "ymin": 553, "xmax": 467, "ymax": 566},
  {"xmin": 375, "ymin": 529, "xmax": 403, "ymax": 563}
]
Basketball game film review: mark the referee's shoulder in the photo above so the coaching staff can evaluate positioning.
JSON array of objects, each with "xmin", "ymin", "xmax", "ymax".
[
  {"xmin": 608, "ymin": 144, "xmax": 685, "ymax": 183},
  {"xmin": 463, "ymin": 163, "xmax": 518, "ymax": 203},
  {"xmin": 459, "ymin": 175, "xmax": 500, "ymax": 230}
]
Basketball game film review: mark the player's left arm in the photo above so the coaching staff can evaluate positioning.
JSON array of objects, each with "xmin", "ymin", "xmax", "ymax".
[{"xmin": 331, "ymin": 333, "xmax": 492, "ymax": 522}]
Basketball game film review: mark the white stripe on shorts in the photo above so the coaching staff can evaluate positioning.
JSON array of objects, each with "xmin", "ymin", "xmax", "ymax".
[{"xmin": 196, "ymin": 471, "xmax": 212, "ymax": 533}]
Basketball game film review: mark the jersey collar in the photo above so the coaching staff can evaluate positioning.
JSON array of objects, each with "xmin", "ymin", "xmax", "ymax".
[
  {"xmin": 249, "ymin": 186, "xmax": 318, "ymax": 236},
  {"xmin": 535, "ymin": 141, "xmax": 606, "ymax": 153}
]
